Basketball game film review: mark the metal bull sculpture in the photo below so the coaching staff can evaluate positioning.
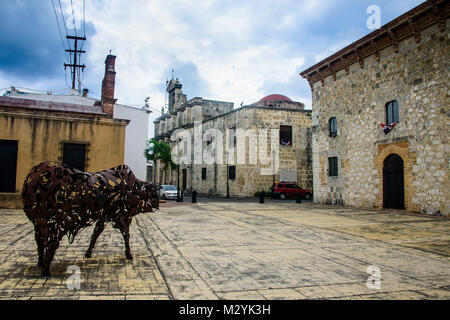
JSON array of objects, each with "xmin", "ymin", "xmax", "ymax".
[{"xmin": 22, "ymin": 161, "xmax": 159, "ymax": 276}]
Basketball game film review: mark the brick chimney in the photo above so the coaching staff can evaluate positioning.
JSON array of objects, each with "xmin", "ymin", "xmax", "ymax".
[{"xmin": 101, "ymin": 54, "xmax": 117, "ymax": 116}]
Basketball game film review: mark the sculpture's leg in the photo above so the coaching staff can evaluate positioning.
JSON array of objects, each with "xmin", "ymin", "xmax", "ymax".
[
  {"xmin": 85, "ymin": 220, "xmax": 106, "ymax": 258},
  {"xmin": 34, "ymin": 226, "xmax": 45, "ymax": 267},
  {"xmin": 41, "ymin": 238, "xmax": 60, "ymax": 276},
  {"xmin": 118, "ymin": 217, "xmax": 133, "ymax": 260}
]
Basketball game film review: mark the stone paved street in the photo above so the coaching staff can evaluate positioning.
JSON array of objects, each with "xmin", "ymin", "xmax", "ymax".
[{"xmin": 0, "ymin": 198, "xmax": 449, "ymax": 300}]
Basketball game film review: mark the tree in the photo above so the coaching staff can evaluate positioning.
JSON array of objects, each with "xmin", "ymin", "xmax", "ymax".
[
  {"xmin": 144, "ymin": 138, "xmax": 177, "ymax": 184},
  {"xmin": 144, "ymin": 138, "xmax": 161, "ymax": 183},
  {"xmin": 158, "ymin": 141, "xmax": 178, "ymax": 184}
]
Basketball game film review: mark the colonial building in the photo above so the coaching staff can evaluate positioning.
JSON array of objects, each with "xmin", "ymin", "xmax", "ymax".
[
  {"xmin": 300, "ymin": 0, "xmax": 449, "ymax": 215},
  {"xmin": 3, "ymin": 55, "xmax": 151, "ymax": 182},
  {"xmin": 0, "ymin": 54, "xmax": 129, "ymax": 208},
  {"xmin": 154, "ymin": 79, "xmax": 312, "ymax": 197}
]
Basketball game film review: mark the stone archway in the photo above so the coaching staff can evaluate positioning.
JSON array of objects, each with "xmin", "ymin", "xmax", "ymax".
[
  {"xmin": 374, "ymin": 139, "xmax": 417, "ymax": 212},
  {"xmin": 383, "ymin": 153, "xmax": 405, "ymax": 209}
]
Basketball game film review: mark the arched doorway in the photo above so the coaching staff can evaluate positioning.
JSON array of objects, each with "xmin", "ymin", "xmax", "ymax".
[{"xmin": 383, "ymin": 154, "xmax": 405, "ymax": 209}]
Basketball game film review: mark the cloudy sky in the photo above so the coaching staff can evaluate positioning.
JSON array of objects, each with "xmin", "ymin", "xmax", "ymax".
[{"xmin": 0, "ymin": 0, "xmax": 424, "ymax": 136}]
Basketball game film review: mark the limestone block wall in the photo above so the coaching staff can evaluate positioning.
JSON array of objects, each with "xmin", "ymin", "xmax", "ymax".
[
  {"xmin": 170, "ymin": 106, "xmax": 312, "ymax": 197},
  {"xmin": 311, "ymin": 23, "xmax": 449, "ymax": 215}
]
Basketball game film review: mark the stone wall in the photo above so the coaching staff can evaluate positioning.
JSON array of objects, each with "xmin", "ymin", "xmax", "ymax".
[
  {"xmin": 163, "ymin": 106, "xmax": 312, "ymax": 197},
  {"xmin": 310, "ymin": 22, "xmax": 449, "ymax": 215}
]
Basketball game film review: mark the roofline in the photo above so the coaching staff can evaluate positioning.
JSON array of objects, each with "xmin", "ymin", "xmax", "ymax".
[
  {"xmin": 300, "ymin": 0, "xmax": 449, "ymax": 85},
  {"xmin": 175, "ymin": 105, "xmax": 311, "ymax": 129},
  {"xmin": 4, "ymin": 90, "xmax": 145, "ymax": 111},
  {"xmin": 153, "ymin": 97, "xmax": 235, "ymax": 123},
  {"xmin": 0, "ymin": 109, "xmax": 129, "ymax": 125},
  {"xmin": 0, "ymin": 96, "xmax": 110, "ymax": 117}
]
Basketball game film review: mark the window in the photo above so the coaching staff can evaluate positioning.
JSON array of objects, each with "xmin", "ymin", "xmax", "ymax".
[
  {"xmin": 329, "ymin": 117, "xmax": 337, "ymax": 137},
  {"xmin": 63, "ymin": 143, "xmax": 86, "ymax": 171},
  {"xmin": 170, "ymin": 92, "xmax": 175, "ymax": 108},
  {"xmin": 202, "ymin": 168, "xmax": 207, "ymax": 180},
  {"xmin": 228, "ymin": 165, "xmax": 236, "ymax": 180},
  {"xmin": 280, "ymin": 125, "xmax": 292, "ymax": 146},
  {"xmin": 328, "ymin": 157, "xmax": 338, "ymax": 177},
  {"xmin": 386, "ymin": 100, "xmax": 399, "ymax": 125}
]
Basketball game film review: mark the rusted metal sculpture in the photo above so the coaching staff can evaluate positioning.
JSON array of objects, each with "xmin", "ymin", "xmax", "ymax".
[{"xmin": 22, "ymin": 161, "xmax": 159, "ymax": 276}]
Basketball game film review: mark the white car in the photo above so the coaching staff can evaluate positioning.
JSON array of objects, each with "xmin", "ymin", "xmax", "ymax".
[{"xmin": 159, "ymin": 185, "xmax": 178, "ymax": 200}]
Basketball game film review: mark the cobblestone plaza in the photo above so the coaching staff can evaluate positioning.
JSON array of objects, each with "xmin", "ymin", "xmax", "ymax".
[{"xmin": 0, "ymin": 198, "xmax": 448, "ymax": 300}]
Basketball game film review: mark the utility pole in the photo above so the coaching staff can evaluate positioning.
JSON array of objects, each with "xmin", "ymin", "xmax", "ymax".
[{"xmin": 64, "ymin": 35, "xmax": 86, "ymax": 92}]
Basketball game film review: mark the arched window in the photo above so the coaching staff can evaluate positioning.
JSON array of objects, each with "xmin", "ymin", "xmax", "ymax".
[
  {"xmin": 386, "ymin": 100, "xmax": 399, "ymax": 125},
  {"xmin": 329, "ymin": 117, "xmax": 337, "ymax": 137}
]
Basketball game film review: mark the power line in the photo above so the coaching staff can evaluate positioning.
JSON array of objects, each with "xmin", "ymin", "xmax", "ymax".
[
  {"xmin": 83, "ymin": 0, "xmax": 86, "ymax": 38},
  {"xmin": 70, "ymin": 0, "xmax": 77, "ymax": 37},
  {"xmin": 51, "ymin": 0, "xmax": 70, "ymax": 63},
  {"xmin": 58, "ymin": 0, "xmax": 71, "ymax": 50}
]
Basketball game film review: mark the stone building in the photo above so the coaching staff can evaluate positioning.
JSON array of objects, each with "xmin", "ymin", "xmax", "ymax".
[
  {"xmin": 154, "ymin": 79, "xmax": 312, "ymax": 197},
  {"xmin": 300, "ymin": 0, "xmax": 449, "ymax": 215},
  {"xmin": 0, "ymin": 54, "xmax": 129, "ymax": 208}
]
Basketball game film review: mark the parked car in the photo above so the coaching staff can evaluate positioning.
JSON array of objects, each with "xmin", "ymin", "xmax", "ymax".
[
  {"xmin": 159, "ymin": 185, "xmax": 178, "ymax": 200},
  {"xmin": 269, "ymin": 182, "xmax": 312, "ymax": 200}
]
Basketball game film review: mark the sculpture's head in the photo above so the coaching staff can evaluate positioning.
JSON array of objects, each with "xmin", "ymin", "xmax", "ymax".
[{"xmin": 142, "ymin": 182, "xmax": 160, "ymax": 212}]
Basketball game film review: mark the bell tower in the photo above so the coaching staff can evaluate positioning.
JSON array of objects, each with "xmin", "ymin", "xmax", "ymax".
[{"xmin": 166, "ymin": 78, "xmax": 183, "ymax": 113}]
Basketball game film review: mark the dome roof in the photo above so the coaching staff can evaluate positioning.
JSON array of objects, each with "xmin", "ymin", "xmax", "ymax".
[{"xmin": 257, "ymin": 94, "xmax": 292, "ymax": 104}]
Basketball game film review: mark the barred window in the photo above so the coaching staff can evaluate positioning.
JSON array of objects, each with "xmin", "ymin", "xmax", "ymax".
[
  {"xmin": 280, "ymin": 125, "xmax": 292, "ymax": 146},
  {"xmin": 63, "ymin": 143, "xmax": 86, "ymax": 171}
]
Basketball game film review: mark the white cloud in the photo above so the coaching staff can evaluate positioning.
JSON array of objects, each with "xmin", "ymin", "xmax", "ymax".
[{"xmin": 83, "ymin": 0, "xmax": 316, "ymax": 114}]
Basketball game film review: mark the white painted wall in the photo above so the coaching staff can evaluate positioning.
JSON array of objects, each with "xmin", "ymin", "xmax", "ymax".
[
  {"xmin": 114, "ymin": 104, "xmax": 150, "ymax": 181},
  {"xmin": 5, "ymin": 90, "xmax": 150, "ymax": 181}
]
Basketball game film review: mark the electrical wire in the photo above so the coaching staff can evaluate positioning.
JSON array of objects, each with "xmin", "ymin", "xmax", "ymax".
[
  {"xmin": 76, "ymin": 0, "xmax": 87, "ymax": 92},
  {"xmin": 70, "ymin": 0, "xmax": 77, "ymax": 37},
  {"xmin": 51, "ymin": 0, "xmax": 70, "ymax": 63},
  {"xmin": 83, "ymin": 0, "xmax": 86, "ymax": 38},
  {"xmin": 58, "ymin": 0, "xmax": 71, "ymax": 50}
]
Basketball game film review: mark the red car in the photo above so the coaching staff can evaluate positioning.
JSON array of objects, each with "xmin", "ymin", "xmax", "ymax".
[{"xmin": 269, "ymin": 182, "xmax": 312, "ymax": 200}]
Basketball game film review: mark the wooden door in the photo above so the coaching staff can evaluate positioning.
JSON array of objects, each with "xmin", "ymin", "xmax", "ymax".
[{"xmin": 383, "ymin": 154, "xmax": 405, "ymax": 209}]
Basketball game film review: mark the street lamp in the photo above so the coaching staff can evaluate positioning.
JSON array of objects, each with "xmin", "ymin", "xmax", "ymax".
[
  {"xmin": 177, "ymin": 166, "xmax": 180, "ymax": 202},
  {"xmin": 272, "ymin": 149, "xmax": 276, "ymax": 184},
  {"xmin": 225, "ymin": 150, "xmax": 230, "ymax": 198},
  {"xmin": 176, "ymin": 137, "xmax": 182, "ymax": 202}
]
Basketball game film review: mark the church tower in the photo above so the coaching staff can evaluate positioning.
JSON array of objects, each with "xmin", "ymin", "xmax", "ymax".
[{"xmin": 166, "ymin": 78, "xmax": 183, "ymax": 113}]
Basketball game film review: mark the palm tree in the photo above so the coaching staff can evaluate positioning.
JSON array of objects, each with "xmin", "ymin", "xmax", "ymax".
[
  {"xmin": 159, "ymin": 141, "xmax": 178, "ymax": 184},
  {"xmin": 144, "ymin": 138, "xmax": 162, "ymax": 183},
  {"xmin": 144, "ymin": 138, "xmax": 177, "ymax": 184}
]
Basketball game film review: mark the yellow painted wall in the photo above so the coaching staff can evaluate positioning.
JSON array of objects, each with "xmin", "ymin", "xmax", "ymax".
[{"xmin": 0, "ymin": 110, "xmax": 128, "ymax": 197}]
